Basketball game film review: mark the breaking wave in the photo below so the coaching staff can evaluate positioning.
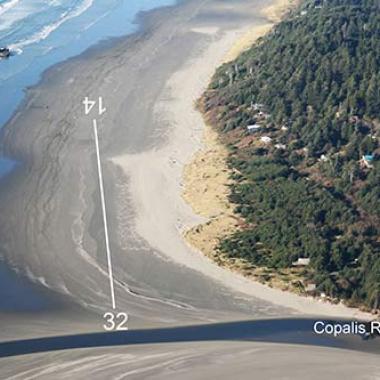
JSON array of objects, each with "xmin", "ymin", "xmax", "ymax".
[
  {"xmin": 8, "ymin": 0, "xmax": 94, "ymax": 52},
  {"xmin": 0, "ymin": 0, "xmax": 20, "ymax": 17}
]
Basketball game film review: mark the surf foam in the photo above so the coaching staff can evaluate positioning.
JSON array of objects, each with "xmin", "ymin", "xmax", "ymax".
[{"xmin": 9, "ymin": 0, "xmax": 94, "ymax": 52}]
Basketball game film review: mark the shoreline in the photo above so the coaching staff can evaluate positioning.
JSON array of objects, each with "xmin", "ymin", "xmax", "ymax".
[
  {"xmin": 0, "ymin": 1, "xmax": 176, "ymax": 145},
  {"xmin": 180, "ymin": 0, "xmax": 376, "ymax": 320},
  {"xmin": 0, "ymin": 0, "xmax": 293, "ymax": 335},
  {"xmin": 0, "ymin": 0, "xmax": 180, "ymax": 131},
  {"xmin": 0, "ymin": 0, "xmax": 375, "ymax": 336},
  {"xmin": 0, "ymin": 0, "xmax": 378, "ymax": 376},
  {"xmin": 0, "ymin": 0, "xmax": 188, "ymax": 315}
]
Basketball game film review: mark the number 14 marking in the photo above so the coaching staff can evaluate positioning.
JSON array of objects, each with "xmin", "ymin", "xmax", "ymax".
[{"xmin": 83, "ymin": 96, "xmax": 106, "ymax": 116}]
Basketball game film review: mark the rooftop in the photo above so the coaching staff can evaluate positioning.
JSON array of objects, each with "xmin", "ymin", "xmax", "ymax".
[{"xmin": 363, "ymin": 154, "xmax": 374, "ymax": 161}]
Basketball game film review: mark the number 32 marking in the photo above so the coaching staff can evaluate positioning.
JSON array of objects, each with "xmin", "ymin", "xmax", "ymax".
[{"xmin": 103, "ymin": 312, "xmax": 129, "ymax": 331}]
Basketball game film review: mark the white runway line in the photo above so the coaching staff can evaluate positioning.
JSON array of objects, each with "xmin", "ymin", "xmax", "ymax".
[{"xmin": 93, "ymin": 119, "xmax": 116, "ymax": 309}]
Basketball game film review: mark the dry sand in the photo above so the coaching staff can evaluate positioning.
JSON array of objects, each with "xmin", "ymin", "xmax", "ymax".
[{"xmin": 223, "ymin": 0, "xmax": 297, "ymax": 62}]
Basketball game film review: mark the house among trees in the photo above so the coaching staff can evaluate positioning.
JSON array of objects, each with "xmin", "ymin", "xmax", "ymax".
[
  {"xmin": 251, "ymin": 102, "xmax": 264, "ymax": 111},
  {"xmin": 292, "ymin": 258, "xmax": 310, "ymax": 267},
  {"xmin": 247, "ymin": 124, "xmax": 262, "ymax": 134},
  {"xmin": 305, "ymin": 283, "xmax": 317, "ymax": 294},
  {"xmin": 360, "ymin": 154, "xmax": 374, "ymax": 169},
  {"xmin": 257, "ymin": 111, "xmax": 269, "ymax": 119},
  {"xmin": 260, "ymin": 136, "xmax": 272, "ymax": 144},
  {"xmin": 349, "ymin": 115, "xmax": 360, "ymax": 124}
]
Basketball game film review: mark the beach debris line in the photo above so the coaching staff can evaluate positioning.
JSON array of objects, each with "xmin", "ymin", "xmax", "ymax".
[{"xmin": 83, "ymin": 96, "xmax": 129, "ymax": 331}]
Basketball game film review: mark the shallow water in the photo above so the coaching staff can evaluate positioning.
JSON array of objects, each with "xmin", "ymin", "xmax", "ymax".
[
  {"xmin": 0, "ymin": 0, "xmax": 176, "ymax": 176},
  {"xmin": 0, "ymin": 261, "xmax": 53, "ymax": 311},
  {"xmin": 0, "ymin": 0, "xmax": 176, "ymax": 127},
  {"xmin": 0, "ymin": 0, "xmax": 176, "ymax": 308}
]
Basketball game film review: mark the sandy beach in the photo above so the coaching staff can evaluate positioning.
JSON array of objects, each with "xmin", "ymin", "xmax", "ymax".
[
  {"xmin": 0, "ymin": 0, "xmax": 292, "ymax": 333},
  {"xmin": 110, "ymin": 0, "xmax": 373, "ymax": 319},
  {"xmin": 0, "ymin": 0, "xmax": 378, "ymax": 377},
  {"xmin": 0, "ymin": 0, "xmax": 373, "ymax": 327}
]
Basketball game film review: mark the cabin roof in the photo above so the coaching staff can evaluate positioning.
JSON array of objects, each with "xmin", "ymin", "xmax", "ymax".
[
  {"xmin": 247, "ymin": 124, "xmax": 261, "ymax": 130},
  {"xmin": 260, "ymin": 136, "xmax": 272, "ymax": 143},
  {"xmin": 292, "ymin": 258, "xmax": 310, "ymax": 266},
  {"xmin": 363, "ymin": 154, "xmax": 374, "ymax": 161}
]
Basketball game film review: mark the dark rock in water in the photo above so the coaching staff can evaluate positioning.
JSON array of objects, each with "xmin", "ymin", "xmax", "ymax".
[{"xmin": 0, "ymin": 48, "xmax": 10, "ymax": 59}]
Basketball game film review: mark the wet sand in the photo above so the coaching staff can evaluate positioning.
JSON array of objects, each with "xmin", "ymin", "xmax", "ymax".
[
  {"xmin": 0, "ymin": 0, "xmax": 378, "ymax": 377},
  {"xmin": 0, "ymin": 0, "xmax": 290, "ymax": 336},
  {"xmin": 1, "ymin": 341, "xmax": 379, "ymax": 380}
]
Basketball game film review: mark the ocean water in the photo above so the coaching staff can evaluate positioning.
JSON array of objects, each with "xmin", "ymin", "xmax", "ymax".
[
  {"xmin": 0, "ymin": 0, "xmax": 176, "ymax": 309},
  {"xmin": 0, "ymin": 0, "xmax": 176, "ymax": 129},
  {"xmin": 0, "ymin": 261, "xmax": 53, "ymax": 311}
]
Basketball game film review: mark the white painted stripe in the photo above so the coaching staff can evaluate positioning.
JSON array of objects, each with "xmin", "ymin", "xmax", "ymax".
[{"xmin": 93, "ymin": 119, "xmax": 116, "ymax": 309}]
